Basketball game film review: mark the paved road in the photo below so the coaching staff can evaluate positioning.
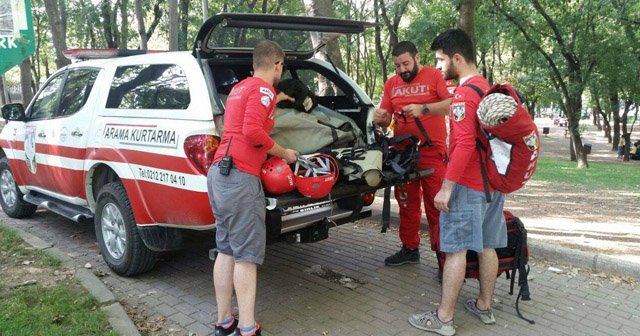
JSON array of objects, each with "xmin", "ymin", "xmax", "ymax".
[{"xmin": 1, "ymin": 210, "xmax": 638, "ymax": 336}]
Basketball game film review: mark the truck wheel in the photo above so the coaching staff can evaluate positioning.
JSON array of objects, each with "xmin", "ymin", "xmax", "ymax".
[
  {"xmin": 95, "ymin": 182, "xmax": 158, "ymax": 276},
  {"xmin": 0, "ymin": 157, "xmax": 37, "ymax": 218}
]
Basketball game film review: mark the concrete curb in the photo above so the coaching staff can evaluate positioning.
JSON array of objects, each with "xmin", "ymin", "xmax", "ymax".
[
  {"xmin": 400, "ymin": 215, "xmax": 640, "ymax": 280},
  {"xmin": 5, "ymin": 224, "xmax": 141, "ymax": 336},
  {"xmin": 529, "ymin": 238, "xmax": 640, "ymax": 279}
]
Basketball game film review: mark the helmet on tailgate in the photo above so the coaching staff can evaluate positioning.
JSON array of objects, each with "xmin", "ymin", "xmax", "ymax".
[
  {"xmin": 261, "ymin": 157, "xmax": 295, "ymax": 194},
  {"xmin": 294, "ymin": 154, "xmax": 339, "ymax": 199}
]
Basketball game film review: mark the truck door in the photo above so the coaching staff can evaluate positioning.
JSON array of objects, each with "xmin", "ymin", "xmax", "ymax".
[
  {"xmin": 13, "ymin": 71, "xmax": 66, "ymax": 195},
  {"xmin": 21, "ymin": 68, "xmax": 99, "ymax": 204}
]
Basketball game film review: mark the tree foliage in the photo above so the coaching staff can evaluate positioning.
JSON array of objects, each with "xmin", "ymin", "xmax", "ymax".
[{"xmin": 8, "ymin": 0, "xmax": 639, "ymax": 166}]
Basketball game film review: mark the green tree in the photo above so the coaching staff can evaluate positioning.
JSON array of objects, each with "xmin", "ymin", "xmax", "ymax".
[{"xmin": 491, "ymin": 0, "xmax": 610, "ymax": 168}]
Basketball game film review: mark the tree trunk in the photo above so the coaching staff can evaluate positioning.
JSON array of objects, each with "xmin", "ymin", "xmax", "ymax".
[
  {"xmin": 459, "ymin": 0, "xmax": 475, "ymax": 45},
  {"xmin": 112, "ymin": 0, "xmax": 121, "ymax": 47},
  {"xmin": 594, "ymin": 93, "xmax": 612, "ymax": 142},
  {"xmin": 566, "ymin": 88, "xmax": 588, "ymax": 167},
  {"xmin": 610, "ymin": 91, "xmax": 620, "ymax": 152},
  {"xmin": 43, "ymin": 0, "xmax": 70, "ymax": 69},
  {"xmin": 119, "ymin": 0, "xmax": 129, "ymax": 48},
  {"xmin": 168, "ymin": 0, "xmax": 179, "ymax": 51},
  {"xmin": 101, "ymin": 0, "xmax": 116, "ymax": 48},
  {"xmin": 525, "ymin": 99, "xmax": 536, "ymax": 120},
  {"xmin": 375, "ymin": 0, "xmax": 409, "ymax": 87},
  {"xmin": 146, "ymin": 0, "xmax": 164, "ymax": 42},
  {"xmin": 201, "ymin": 0, "xmax": 208, "ymax": 22},
  {"xmin": 135, "ymin": 0, "xmax": 147, "ymax": 50},
  {"xmin": 303, "ymin": 0, "xmax": 345, "ymax": 96},
  {"xmin": 373, "ymin": 0, "xmax": 387, "ymax": 83},
  {"xmin": 33, "ymin": 12, "xmax": 43, "ymax": 88},
  {"xmin": 29, "ymin": 57, "xmax": 38, "ymax": 93},
  {"xmin": 0, "ymin": 77, "xmax": 6, "ymax": 106},
  {"xmin": 592, "ymin": 107, "xmax": 601, "ymax": 130},
  {"xmin": 179, "ymin": 0, "xmax": 189, "ymax": 50},
  {"xmin": 19, "ymin": 59, "xmax": 34, "ymax": 106},
  {"xmin": 621, "ymin": 101, "xmax": 631, "ymax": 161}
]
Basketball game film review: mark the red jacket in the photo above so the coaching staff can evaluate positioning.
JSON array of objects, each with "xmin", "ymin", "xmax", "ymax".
[
  {"xmin": 380, "ymin": 66, "xmax": 451, "ymax": 167},
  {"xmin": 213, "ymin": 77, "xmax": 277, "ymax": 177},
  {"xmin": 446, "ymin": 75, "xmax": 490, "ymax": 192}
]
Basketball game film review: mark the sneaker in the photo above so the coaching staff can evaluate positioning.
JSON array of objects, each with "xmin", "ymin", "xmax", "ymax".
[
  {"xmin": 233, "ymin": 324, "xmax": 261, "ymax": 336},
  {"xmin": 408, "ymin": 311, "xmax": 456, "ymax": 336},
  {"xmin": 214, "ymin": 316, "xmax": 239, "ymax": 336},
  {"xmin": 384, "ymin": 245, "xmax": 419, "ymax": 266},
  {"xmin": 464, "ymin": 299, "xmax": 496, "ymax": 325}
]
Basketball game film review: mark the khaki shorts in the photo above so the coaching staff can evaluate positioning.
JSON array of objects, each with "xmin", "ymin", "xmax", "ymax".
[{"xmin": 207, "ymin": 165, "xmax": 266, "ymax": 264}]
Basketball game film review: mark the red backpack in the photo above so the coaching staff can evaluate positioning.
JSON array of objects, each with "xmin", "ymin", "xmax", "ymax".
[{"xmin": 465, "ymin": 83, "xmax": 540, "ymax": 201}]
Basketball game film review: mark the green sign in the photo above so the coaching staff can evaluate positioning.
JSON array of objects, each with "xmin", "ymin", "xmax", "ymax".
[{"xmin": 0, "ymin": 0, "xmax": 36, "ymax": 76}]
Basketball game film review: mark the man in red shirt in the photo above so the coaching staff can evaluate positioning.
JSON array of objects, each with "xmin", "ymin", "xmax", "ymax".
[
  {"xmin": 408, "ymin": 29, "xmax": 507, "ymax": 335},
  {"xmin": 373, "ymin": 41, "xmax": 452, "ymax": 266},
  {"xmin": 207, "ymin": 40, "xmax": 297, "ymax": 336}
]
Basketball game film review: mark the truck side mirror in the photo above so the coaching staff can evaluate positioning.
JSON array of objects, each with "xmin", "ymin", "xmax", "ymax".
[{"xmin": 1, "ymin": 103, "xmax": 26, "ymax": 121}]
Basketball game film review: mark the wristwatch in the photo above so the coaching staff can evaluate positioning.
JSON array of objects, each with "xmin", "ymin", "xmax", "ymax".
[{"xmin": 421, "ymin": 104, "xmax": 430, "ymax": 115}]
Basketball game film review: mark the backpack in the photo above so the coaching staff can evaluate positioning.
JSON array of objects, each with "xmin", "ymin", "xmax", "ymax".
[
  {"xmin": 374, "ymin": 134, "xmax": 424, "ymax": 233},
  {"xmin": 465, "ymin": 83, "xmax": 540, "ymax": 202},
  {"xmin": 436, "ymin": 211, "xmax": 534, "ymax": 324}
]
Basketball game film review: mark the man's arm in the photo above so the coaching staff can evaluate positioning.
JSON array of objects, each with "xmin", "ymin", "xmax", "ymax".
[
  {"xmin": 434, "ymin": 178, "xmax": 455, "ymax": 212},
  {"xmin": 267, "ymin": 143, "xmax": 297, "ymax": 163},
  {"xmin": 402, "ymin": 98, "xmax": 452, "ymax": 118},
  {"xmin": 373, "ymin": 108, "xmax": 392, "ymax": 128}
]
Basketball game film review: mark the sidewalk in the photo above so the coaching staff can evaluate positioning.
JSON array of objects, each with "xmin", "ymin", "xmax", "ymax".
[{"xmin": 1, "ymin": 211, "xmax": 638, "ymax": 336}]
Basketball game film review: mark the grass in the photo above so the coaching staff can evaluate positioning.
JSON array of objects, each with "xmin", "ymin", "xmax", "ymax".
[
  {"xmin": 0, "ymin": 286, "xmax": 118, "ymax": 336},
  {"xmin": 0, "ymin": 226, "xmax": 61, "ymax": 267},
  {"xmin": 0, "ymin": 225, "xmax": 118, "ymax": 336},
  {"xmin": 532, "ymin": 157, "xmax": 640, "ymax": 191}
]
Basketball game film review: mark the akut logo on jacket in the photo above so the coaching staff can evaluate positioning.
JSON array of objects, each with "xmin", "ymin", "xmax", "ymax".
[{"xmin": 392, "ymin": 84, "xmax": 430, "ymax": 98}]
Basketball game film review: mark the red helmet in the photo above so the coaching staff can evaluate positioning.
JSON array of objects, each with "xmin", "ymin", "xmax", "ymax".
[
  {"xmin": 261, "ymin": 157, "xmax": 295, "ymax": 194},
  {"xmin": 293, "ymin": 154, "xmax": 339, "ymax": 199}
]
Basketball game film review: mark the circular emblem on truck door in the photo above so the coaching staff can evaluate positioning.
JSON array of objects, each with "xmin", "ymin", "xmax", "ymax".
[{"xmin": 24, "ymin": 127, "xmax": 37, "ymax": 174}]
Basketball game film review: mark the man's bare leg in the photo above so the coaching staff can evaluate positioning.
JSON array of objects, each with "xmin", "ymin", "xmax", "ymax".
[
  {"xmin": 476, "ymin": 248, "xmax": 499, "ymax": 310},
  {"xmin": 234, "ymin": 261, "xmax": 258, "ymax": 329},
  {"xmin": 438, "ymin": 250, "xmax": 467, "ymax": 321},
  {"xmin": 213, "ymin": 253, "xmax": 236, "ymax": 322}
]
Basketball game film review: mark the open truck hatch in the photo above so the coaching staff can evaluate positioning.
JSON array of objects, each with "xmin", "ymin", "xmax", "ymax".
[{"xmin": 193, "ymin": 13, "xmax": 376, "ymax": 60}]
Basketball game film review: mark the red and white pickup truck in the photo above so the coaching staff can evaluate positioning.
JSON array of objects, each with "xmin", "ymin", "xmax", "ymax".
[{"xmin": 0, "ymin": 13, "xmax": 392, "ymax": 276}]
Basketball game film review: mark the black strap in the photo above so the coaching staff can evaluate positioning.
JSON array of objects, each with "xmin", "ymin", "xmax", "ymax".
[
  {"xmin": 413, "ymin": 117, "xmax": 433, "ymax": 147},
  {"xmin": 512, "ymin": 217, "xmax": 535, "ymax": 324},
  {"xmin": 317, "ymin": 120, "xmax": 340, "ymax": 143},
  {"xmin": 464, "ymin": 83, "xmax": 492, "ymax": 202},
  {"xmin": 464, "ymin": 83, "xmax": 485, "ymax": 98},
  {"xmin": 475, "ymin": 139, "xmax": 493, "ymax": 202},
  {"xmin": 381, "ymin": 184, "xmax": 392, "ymax": 233},
  {"xmin": 518, "ymin": 219, "xmax": 531, "ymax": 301}
]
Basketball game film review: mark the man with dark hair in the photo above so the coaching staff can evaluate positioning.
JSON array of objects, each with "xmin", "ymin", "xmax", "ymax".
[
  {"xmin": 407, "ymin": 28, "xmax": 507, "ymax": 336},
  {"xmin": 208, "ymin": 39, "xmax": 297, "ymax": 336},
  {"xmin": 373, "ymin": 41, "xmax": 452, "ymax": 266}
]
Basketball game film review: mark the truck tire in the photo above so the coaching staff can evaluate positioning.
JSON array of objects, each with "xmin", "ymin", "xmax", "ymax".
[
  {"xmin": 95, "ymin": 182, "xmax": 158, "ymax": 276},
  {"xmin": 0, "ymin": 157, "xmax": 37, "ymax": 218}
]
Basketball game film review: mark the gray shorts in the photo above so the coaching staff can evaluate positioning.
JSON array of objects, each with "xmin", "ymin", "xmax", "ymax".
[
  {"xmin": 439, "ymin": 183, "xmax": 507, "ymax": 253},
  {"xmin": 207, "ymin": 165, "xmax": 266, "ymax": 264}
]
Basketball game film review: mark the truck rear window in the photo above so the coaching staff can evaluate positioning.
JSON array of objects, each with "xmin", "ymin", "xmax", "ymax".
[{"xmin": 106, "ymin": 64, "xmax": 191, "ymax": 110}]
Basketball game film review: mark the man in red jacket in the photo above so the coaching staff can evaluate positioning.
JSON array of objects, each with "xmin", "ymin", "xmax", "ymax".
[
  {"xmin": 207, "ymin": 40, "xmax": 297, "ymax": 336},
  {"xmin": 373, "ymin": 41, "xmax": 452, "ymax": 266},
  {"xmin": 408, "ymin": 29, "xmax": 507, "ymax": 335}
]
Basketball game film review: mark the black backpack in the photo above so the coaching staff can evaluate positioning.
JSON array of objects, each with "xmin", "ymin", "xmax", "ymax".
[{"xmin": 436, "ymin": 211, "xmax": 534, "ymax": 324}]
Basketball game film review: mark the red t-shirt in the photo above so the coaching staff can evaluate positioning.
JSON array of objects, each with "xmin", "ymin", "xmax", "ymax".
[
  {"xmin": 446, "ymin": 75, "xmax": 490, "ymax": 192},
  {"xmin": 213, "ymin": 77, "xmax": 277, "ymax": 177},
  {"xmin": 380, "ymin": 66, "xmax": 451, "ymax": 167}
]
